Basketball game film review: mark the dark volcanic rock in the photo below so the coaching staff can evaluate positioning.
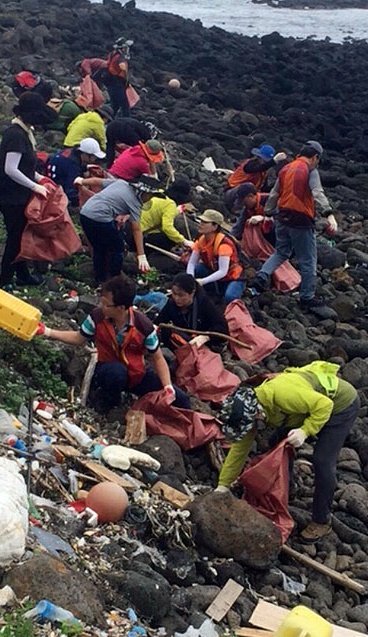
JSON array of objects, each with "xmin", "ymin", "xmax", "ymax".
[
  {"xmin": 188, "ymin": 492, "xmax": 282, "ymax": 569},
  {"xmin": 4, "ymin": 555, "xmax": 105, "ymax": 626}
]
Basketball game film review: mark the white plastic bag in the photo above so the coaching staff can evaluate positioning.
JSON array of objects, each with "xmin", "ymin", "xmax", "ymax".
[
  {"xmin": 175, "ymin": 619, "xmax": 218, "ymax": 637},
  {"xmin": 0, "ymin": 458, "xmax": 29, "ymax": 564}
]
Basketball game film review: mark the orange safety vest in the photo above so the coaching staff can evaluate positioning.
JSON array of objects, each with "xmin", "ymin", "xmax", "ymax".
[
  {"xmin": 227, "ymin": 158, "xmax": 267, "ymax": 190},
  {"xmin": 197, "ymin": 232, "xmax": 243, "ymax": 281},
  {"xmin": 278, "ymin": 157, "xmax": 315, "ymax": 219},
  {"xmin": 95, "ymin": 307, "xmax": 146, "ymax": 387},
  {"xmin": 107, "ymin": 52, "xmax": 128, "ymax": 78}
]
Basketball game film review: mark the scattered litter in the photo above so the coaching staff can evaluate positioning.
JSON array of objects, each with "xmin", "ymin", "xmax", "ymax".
[{"xmin": 30, "ymin": 526, "xmax": 75, "ymax": 557}]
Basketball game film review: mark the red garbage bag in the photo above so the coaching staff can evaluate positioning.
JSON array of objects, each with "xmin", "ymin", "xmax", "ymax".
[
  {"xmin": 132, "ymin": 390, "xmax": 223, "ymax": 451},
  {"xmin": 78, "ymin": 165, "xmax": 108, "ymax": 207},
  {"xmin": 78, "ymin": 75, "xmax": 105, "ymax": 110},
  {"xmin": 239, "ymin": 440, "xmax": 295, "ymax": 543},
  {"xmin": 225, "ymin": 300, "xmax": 282, "ymax": 364},
  {"xmin": 242, "ymin": 223, "xmax": 301, "ymax": 293},
  {"xmin": 17, "ymin": 180, "xmax": 82, "ymax": 262},
  {"xmin": 175, "ymin": 343, "xmax": 240, "ymax": 402}
]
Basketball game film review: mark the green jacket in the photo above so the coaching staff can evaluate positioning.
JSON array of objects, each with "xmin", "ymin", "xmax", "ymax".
[
  {"xmin": 64, "ymin": 111, "xmax": 106, "ymax": 150},
  {"xmin": 218, "ymin": 362, "xmax": 357, "ymax": 488}
]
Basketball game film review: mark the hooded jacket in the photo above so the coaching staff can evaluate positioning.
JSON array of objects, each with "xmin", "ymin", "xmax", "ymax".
[
  {"xmin": 218, "ymin": 362, "xmax": 357, "ymax": 488},
  {"xmin": 64, "ymin": 112, "xmax": 106, "ymax": 151}
]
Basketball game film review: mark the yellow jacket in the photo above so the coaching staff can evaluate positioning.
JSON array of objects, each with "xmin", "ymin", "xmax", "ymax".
[
  {"xmin": 218, "ymin": 367, "xmax": 357, "ymax": 488},
  {"xmin": 64, "ymin": 112, "xmax": 106, "ymax": 151},
  {"xmin": 140, "ymin": 196, "xmax": 185, "ymax": 244}
]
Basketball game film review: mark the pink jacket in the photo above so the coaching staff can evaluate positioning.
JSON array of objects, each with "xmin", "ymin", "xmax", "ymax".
[{"xmin": 109, "ymin": 145, "xmax": 150, "ymax": 181}]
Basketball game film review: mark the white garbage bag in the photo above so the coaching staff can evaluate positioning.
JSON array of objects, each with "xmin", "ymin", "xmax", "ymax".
[{"xmin": 0, "ymin": 458, "xmax": 29, "ymax": 564}]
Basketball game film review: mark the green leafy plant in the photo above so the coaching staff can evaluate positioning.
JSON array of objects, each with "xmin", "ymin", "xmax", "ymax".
[
  {"xmin": 0, "ymin": 332, "xmax": 68, "ymax": 412},
  {"xmin": 0, "ymin": 606, "xmax": 34, "ymax": 637},
  {"xmin": 60, "ymin": 621, "xmax": 83, "ymax": 636}
]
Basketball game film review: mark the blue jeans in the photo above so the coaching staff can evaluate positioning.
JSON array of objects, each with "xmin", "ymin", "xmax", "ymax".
[
  {"xmin": 80, "ymin": 215, "xmax": 124, "ymax": 284},
  {"xmin": 94, "ymin": 362, "xmax": 191, "ymax": 410},
  {"xmin": 258, "ymin": 221, "xmax": 317, "ymax": 301},
  {"xmin": 195, "ymin": 264, "xmax": 245, "ymax": 304}
]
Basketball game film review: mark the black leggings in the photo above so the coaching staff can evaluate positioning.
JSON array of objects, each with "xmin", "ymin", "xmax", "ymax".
[
  {"xmin": 0, "ymin": 203, "xmax": 30, "ymax": 286},
  {"xmin": 270, "ymin": 397, "xmax": 360, "ymax": 524}
]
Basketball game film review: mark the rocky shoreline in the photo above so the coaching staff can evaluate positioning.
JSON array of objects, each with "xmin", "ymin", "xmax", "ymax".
[{"xmin": 1, "ymin": 0, "xmax": 368, "ymax": 635}]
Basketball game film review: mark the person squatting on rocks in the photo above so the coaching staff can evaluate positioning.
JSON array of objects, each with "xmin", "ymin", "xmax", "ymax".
[
  {"xmin": 230, "ymin": 183, "xmax": 274, "ymax": 245},
  {"xmin": 63, "ymin": 105, "xmax": 114, "ymax": 152},
  {"xmin": 0, "ymin": 92, "xmax": 57, "ymax": 289},
  {"xmin": 186, "ymin": 209, "xmax": 245, "ymax": 304},
  {"xmin": 224, "ymin": 143, "xmax": 287, "ymax": 212},
  {"xmin": 216, "ymin": 361, "xmax": 359, "ymax": 543},
  {"xmin": 37, "ymin": 274, "xmax": 190, "ymax": 412},
  {"xmin": 46, "ymin": 138, "xmax": 106, "ymax": 206},
  {"xmin": 109, "ymin": 140, "xmax": 165, "ymax": 182},
  {"xmin": 158, "ymin": 273, "xmax": 229, "ymax": 350},
  {"xmin": 251, "ymin": 141, "xmax": 338, "ymax": 313},
  {"xmin": 75, "ymin": 174, "xmax": 160, "ymax": 282},
  {"xmin": 106, "ymin": 117, "xmax": 156, "ymax": 168}
]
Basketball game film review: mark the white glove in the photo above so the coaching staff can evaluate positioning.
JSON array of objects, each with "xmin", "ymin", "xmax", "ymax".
[
  {"xmin": 163, "ymin": 384, "xmax": 176, "ymax": 404},
  {"xmin": 287, "ymin": 428, "xmax": 307, "ymax": 448},
  {"xmin": 33, "ymin": 184, "xmax": 48, "ymax": 198},
  {"xmin": 137, "ymin": 254, "xmax": 151, "ymax": 273},
  {"xmin": 102, "ymin": 445, "xmax": 161, "ymax": 471},
  {"xmin": 248, "ymin": 215, "xmax": 264, "ymax": 225},
  {"xmin": 74, "ymin": 176, "xmax": 84, "ymax": 186},
  {"xmin": 189, "ymin": 334, "xmax": 210, "ymax": 348},
  {"xmin": 214, "ymin": 485, "xmax": 230, "ymax": 493},
  {"xmin": 183, "ymin": 239, "xmax": 194, "ymax": 249},
  {"xmin": 326, "ymin": 214, "xmax": 338, "ymax": 234},
  {"xmin": 273, "ymin": 152, "xmax": 287, "ymax": 163},
  {"xmin": 196, "ymin": 278, "xmax": 204, "ymax": 286}
]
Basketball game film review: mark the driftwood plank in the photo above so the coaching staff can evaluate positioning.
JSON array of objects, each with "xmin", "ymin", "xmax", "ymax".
[
  {"xmin": 206, "ymin": 578, "xmax": 244, "ymax": 622},
  {"xmin": 249, "ymin": 600, "xmax": 365, "ymax": 637}
]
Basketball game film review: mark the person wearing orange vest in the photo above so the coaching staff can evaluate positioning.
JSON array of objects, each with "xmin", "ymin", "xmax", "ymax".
[
  {"xmin": 251, "ymin": 141, "xmax": 338, "ymax": 315},
  {"xmin": 104, "ymin": 39, "xmax": 132, "ymax": 117},
  {"xmin": 225, "ymin": 144, "xmax": 287, "ymax": 212},
  {"xmin": 230, "ymin": 183, "xmax": 273, "ymax": 242},
  {"xmin": 36, "ymin": 273, "xmax": 190, "ymax": 413},
  {"xmin": 186, "ymin": 209, "xmax": 245, "ymax": 304}
]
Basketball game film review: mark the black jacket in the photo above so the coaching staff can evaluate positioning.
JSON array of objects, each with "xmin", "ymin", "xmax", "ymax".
[{"xmin": 158, "ymin": 288, "xmax": 228, "ymax": 350}]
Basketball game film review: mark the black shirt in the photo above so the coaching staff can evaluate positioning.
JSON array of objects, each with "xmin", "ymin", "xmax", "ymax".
[
  {"xmin": 0, "ymin": 124, "xmax": 36, "ymax": 206},
  {"xmin": 158, "ymin": 288, "xmax": 229, "ymax": 350}
]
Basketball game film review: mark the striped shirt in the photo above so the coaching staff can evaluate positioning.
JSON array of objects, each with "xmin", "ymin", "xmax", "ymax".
[{"xmin": 80, "ymin": 309, "xmax": 159, "ymax": 352}]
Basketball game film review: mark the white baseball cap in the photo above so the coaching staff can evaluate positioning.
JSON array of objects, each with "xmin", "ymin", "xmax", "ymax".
[{"xmin": 78, "ymin": 138, "xmax": 106, "ymax": 159}]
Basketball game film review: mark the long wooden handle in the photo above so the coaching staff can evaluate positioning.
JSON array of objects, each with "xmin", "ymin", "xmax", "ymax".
[
  {"xmin": 282, "ymin": 544, "xmax": 366, "ymax": 594},
  {"xmin": 145, "ymin": 243, "xmax": 181, "ymax": 261},
  {"xmin": 158, "ymin": 322, "xmax": 251, "ymax": 349}
]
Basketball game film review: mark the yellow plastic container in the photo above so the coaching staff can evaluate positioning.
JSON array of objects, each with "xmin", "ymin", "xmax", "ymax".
[
  {"xmin": 274, "ymin": 605, "xmax": 333, "ymax": 637},
  {"xmin": 0, "ymin": 290, "xmax": 41, "ymax": 341}
]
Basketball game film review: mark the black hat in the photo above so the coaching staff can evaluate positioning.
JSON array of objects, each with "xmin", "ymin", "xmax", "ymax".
[
  {"xmin": 96, "ymin": 105, "xmax": 114, "ymax": 122},
  {"xmin": 13, "ymin": 92, "xmax": 57, "ymax": 126}
]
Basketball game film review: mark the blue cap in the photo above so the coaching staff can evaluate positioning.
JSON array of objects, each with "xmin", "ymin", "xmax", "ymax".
[{"xmin": 251, "ymin": 144, "xmax": 275, "ymax": 161}]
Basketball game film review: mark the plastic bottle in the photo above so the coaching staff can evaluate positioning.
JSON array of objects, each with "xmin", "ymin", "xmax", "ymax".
[
  {"xmin": 24, "ymin": 600, "xmax": 79, "ymax": 625},
  {"xmin": 60, "ymin": 419, "xmax": 93, "ymax": 448}
]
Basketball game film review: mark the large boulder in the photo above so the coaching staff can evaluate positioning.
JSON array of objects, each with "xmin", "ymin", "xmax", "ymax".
[
  {"xmin": 4, "ymin": 554, "xmax": 105, "ymax": 626},
  {"xmin": 188, "ymin": 492, "xmax": 282, "ymax": 569}
]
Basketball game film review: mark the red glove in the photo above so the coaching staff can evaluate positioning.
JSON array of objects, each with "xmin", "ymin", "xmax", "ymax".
[{"xmin": 36, "ymin": 322, "xmax": 51, "ymax": 337}]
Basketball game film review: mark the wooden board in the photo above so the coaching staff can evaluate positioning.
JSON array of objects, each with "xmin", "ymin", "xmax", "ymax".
[
  {"xmin": 249, "ymin": 600, "xmax": 366, "ymax": 637},
  {"xmin": 206, "ymin": 578, "xmax": 244, "ymax": 622},
  {"xmin": 53, "ymin": 444, "xmax": 82, "ymax": 458},
  {"xmin": 151, "ymin": 481, "xmax": 193, "ymax": 508},
  {"xmin": 78, "ymin": 459, "xmax": 137, "ymax": 491},
  {"xmin": 235, "ymin": 630, "xmax": 273, "ymax": 637}
]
